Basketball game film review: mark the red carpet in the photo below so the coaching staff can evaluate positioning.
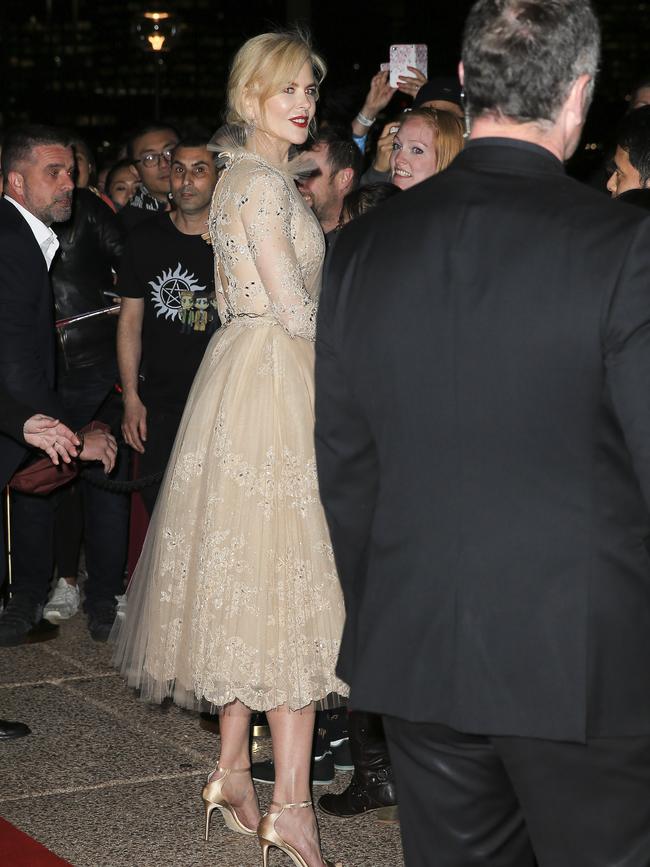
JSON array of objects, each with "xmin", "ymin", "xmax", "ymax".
[{"xmin": 0, "ymin": 816, "xmax": 73, "ymax": 866}]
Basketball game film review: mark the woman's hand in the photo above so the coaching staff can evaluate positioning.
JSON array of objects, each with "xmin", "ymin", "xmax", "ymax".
[
  {"xmin": 397, "ymin": 66, "xmax": 427, "ymax": 99},
  {"xmin": 373, "ymin": 121, "xmax": 401, "ymax": 174},
  {"xmin": 351, "ymin": 70, "xmax": 397, "ymax": 138}
]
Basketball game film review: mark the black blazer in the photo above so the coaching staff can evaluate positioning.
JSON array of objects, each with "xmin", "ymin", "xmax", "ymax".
[
  {"xmin": 0, "ymin": 197, "xmax": 66, "ymax": 487},
  {"xmin": 0, "ymin": 389, "xmax": 34, "ymax": 445},
  {"xmin": 315, "ymin": 138, "xmax": 650, "ymax": 742}
]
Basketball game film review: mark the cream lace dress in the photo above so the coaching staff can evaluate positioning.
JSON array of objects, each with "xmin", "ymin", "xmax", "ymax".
[{"xmin": 112, "ymin": 138, "xmax": 348, "ymax": 712}]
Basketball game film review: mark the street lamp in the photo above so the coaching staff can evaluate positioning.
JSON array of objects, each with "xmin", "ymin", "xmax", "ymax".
[{"xmin": 133, "ymin": 10, "xmax": 181, "ymax": 119}]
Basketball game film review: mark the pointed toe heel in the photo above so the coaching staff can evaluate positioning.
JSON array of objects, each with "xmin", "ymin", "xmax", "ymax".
[{"xmin": 201, "ymin": 766, "xmax": 257, "ymax": 841}]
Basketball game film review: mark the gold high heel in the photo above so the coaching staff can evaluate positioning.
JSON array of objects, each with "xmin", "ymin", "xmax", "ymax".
[
  {"xmin": 202, "ymin": 766, "xmax": 257, "ymax": 841},
  {"xmin": 257, "ymin": 799, "xmax": 340, "ymax": 867}
]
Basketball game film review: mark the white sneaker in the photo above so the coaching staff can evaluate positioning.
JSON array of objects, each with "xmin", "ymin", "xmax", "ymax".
[
  {"xmin": 43, "ymin": 578, "xmax": 80, "ymax": 623},
  {"xmin": 115, "ymin": 593, "xmax": 127, "ymax": 621}
]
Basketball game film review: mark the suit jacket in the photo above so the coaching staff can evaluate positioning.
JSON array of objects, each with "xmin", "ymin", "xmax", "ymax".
[
  {"xmin": 0, "ymin": 389, "xmax": 34, "ymax": 445},
  {"xmin": 315, "ymin": 138, "xmax": 650, "ymax": 742},
  {"xmin": 0, "ymin": 197, "xmax": 66, "ymax": 488}
]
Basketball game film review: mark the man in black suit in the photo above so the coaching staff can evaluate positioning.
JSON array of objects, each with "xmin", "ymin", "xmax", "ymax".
[
  {"xmin": 0, "ymin": 125, "xmax": 117, "ymax": 648},
  {"xmin": 0, "ymin": 398, "xmax": 78, "ymax": 740},
  {"xmin": 315, "ymin": 1, "xmax": 650, "ymax": 863}
]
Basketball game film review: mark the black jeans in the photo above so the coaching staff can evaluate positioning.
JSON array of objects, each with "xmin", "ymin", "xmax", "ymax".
[
  {"xmin": 137, "ymin": 404, "xmax": 183, "ymax": 517},
  {"xmin": 383, "ymin": 716, "xmax": 650, "ymax": 867},
  {"xmin": 10, "ymin": 366, "xmax": 129, "ymax": 612}
]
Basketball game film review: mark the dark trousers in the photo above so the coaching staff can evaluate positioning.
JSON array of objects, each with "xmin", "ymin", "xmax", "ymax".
[
  {"xmin": 10, "ymin": 367, "xmax": 129, "ymax": 611},
  {"xmin": 137, "ymin": 405, "xmax": 183, "ymax": 517},
  {"xmin": 383, "ymin": 716, "xmax": 650, "ymax": 867}
]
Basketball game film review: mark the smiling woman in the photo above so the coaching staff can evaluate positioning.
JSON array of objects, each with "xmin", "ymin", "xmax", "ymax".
[
  {"xmin": 390, "ymin": 107, "xmax": 465, "ymax": 191},
  {"xmin": 112, "ymin": 30, "xmax": 345, "ymax": 867}
]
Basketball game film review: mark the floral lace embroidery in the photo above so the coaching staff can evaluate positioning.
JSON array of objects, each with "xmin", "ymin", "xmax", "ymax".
[{"xmin": 208, "ymin": 152, "xmax": 324, "ymax": 341}]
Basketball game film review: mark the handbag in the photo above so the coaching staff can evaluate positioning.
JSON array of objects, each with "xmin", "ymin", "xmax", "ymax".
[{"xmin": 9, "ymin": 421, "xmax": 111, "ymax": 496}]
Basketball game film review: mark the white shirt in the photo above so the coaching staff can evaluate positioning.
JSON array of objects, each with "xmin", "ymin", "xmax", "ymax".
[{"xmin": 4, "ymin": 196, "xmax": 60, "ymax": 270}]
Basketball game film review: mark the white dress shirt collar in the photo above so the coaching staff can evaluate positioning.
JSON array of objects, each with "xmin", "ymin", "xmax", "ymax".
[{"xmin": 4, "ymin": 196, "xmax": 60, "ymax": 270}]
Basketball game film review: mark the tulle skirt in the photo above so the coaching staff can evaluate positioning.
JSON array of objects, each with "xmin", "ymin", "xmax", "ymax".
[{"xmin": 112, "ymin": 317, "xmax": 349, "ymax": 712}]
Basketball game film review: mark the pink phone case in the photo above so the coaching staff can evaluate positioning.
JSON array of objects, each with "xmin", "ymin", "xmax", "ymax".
[{"xmin": 389, "ymin": 44, "xmax": 428, "ymax": 89}]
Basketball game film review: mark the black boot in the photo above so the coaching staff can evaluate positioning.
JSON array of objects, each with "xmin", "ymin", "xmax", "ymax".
[{"xmin": 318, "ymin": 712, "xmax": 397, "ymax": 818}]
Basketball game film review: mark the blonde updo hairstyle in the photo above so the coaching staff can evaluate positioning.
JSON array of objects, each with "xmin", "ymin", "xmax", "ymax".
[{"xmin": 226, "ymin": 31, "xmax": 327, "ymax": 132}]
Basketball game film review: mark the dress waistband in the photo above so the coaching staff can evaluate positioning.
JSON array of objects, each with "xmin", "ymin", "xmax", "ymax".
[{"xmin": 225, "ymin": 313, "xmax": 279, "ymax": 328}]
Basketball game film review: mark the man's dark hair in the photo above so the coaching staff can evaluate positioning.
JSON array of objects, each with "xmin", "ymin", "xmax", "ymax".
[
  {"xmin": 630, "ymin": 76, "xmax": 650, "ymax": 105},
  {"xmin": 341, "ymin": 182, "xmax": 400, "ymax": 223},
  {"xmin": 309, "ymin": 128, "xmax": 363, "ymax": 188},
  {"xmin": 462, "ymin": 0, "xmax": 600, "ymax": 124},
  {"xmin": 617, "ymin": 105, "xmax": 650, "ymax": 186},
  {"xmin": 172, "ymin": 137, "xmax": 210, "ymax": 153},
  {"xmin": 126, "ymin": 122, "xmax": 181, "ymax": 158},
  {"xmin": 1, "ymin": 124, "xmax": 72, "ymax": 176}
]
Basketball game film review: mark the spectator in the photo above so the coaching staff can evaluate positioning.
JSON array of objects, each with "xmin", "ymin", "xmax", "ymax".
[
  {"xmin": 607, "ymin": 105, "xmax": 650, "ymax": 198},
  {"xmin": 117, "ymin": 138, "xmax": 219, "ymax": 515},
  {"xmin": 0, "ymin": 125, "xmax": 116, "ymax": 646},
  {"xmin": 119, "ymin": 122, "xmax": 180, "ymax": 231},
  {"xmin": 413, "ymin": 76, "xmax": 464, "ymax": 119},
  {"xmin": 338, "ymin": 181, "xmax": 400, "ymax": 225},
  {"xmin": 105, "ymin": 159, "xmax": 140, "ymax": 211},
  {"xmin": 390, "ymin": 108, "xmax": 464, "ymax": 190},
  {"xmin": 298, "ymin": 128, "xmax": 363, "ymax": 236},
  {"xmin": 36, "ymin": 178, "xmax": 129, "ymax": 640}
]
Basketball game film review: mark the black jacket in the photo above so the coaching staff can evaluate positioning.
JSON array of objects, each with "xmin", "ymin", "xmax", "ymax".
[
  {"xmin": 316, "ymin": 138, "xmax": 650, "ymax": 742},
  {"xmin": 0, "ymin": 389, "xmax": 34, "ymax": 445},
  {"xmin": 0, "ymin": 198, "xmax": 66, "ymax": 487},
  {"xmin": 52, "ymin": 187, "xmax": 124, "ymax": 370}
]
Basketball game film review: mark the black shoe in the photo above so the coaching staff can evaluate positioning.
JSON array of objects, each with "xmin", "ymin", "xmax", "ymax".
[
  {"xmin": 87, "ymin": 601, "xmax": 117, "ymax": 642},
  {"xmin": 0, "ymin": 719, "xmax": 31, "ymax": 740},
  {"xmin": 326, "ymin": 708, "xmax": 349, "ymax": 742},
  {"xmin": 331, "ymin": 737, "xmax": 353, "ymax": 771},
  {"xmin": 252, "ymin": 750, "xmax": 336, "ymax": 786},
  {"xmin": 317, "ymin": 712, "xmax": 397, "ymax": 819},
  {"xmin": 0, "ymin": 596, "xmax": 41, "ymax": 647}
]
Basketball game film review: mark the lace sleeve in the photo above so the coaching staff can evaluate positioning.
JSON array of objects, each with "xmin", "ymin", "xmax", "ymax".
[{"xmin": 240, "ymin": 168, "xmax": 317, "ymax": 340}]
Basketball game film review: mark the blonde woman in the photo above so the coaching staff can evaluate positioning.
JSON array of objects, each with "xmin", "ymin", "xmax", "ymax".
[{"xmin": 112, "ymin": 31, "xmax": 346, "ymax": 867}]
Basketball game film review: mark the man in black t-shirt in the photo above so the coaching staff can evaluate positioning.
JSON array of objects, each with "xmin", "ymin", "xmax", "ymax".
[{"xmin": 117, "ymin": 138, "xmax": 219, "ymax": 514}]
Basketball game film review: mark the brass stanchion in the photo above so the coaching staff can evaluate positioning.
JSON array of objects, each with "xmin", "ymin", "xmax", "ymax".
[{"xmin": 2, "ymin": 486, "xmax": 12, "ymax": 607}]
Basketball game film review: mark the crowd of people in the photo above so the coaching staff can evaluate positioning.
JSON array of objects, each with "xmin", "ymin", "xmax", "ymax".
[{"xmin": 3, "ymin": 0, "xmax": 650, "ymax": 865}]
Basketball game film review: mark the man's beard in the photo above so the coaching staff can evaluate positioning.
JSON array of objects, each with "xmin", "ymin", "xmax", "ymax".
[{"xmin": 44, "ymin": 196, "xmax": 73, "ymax": 225}]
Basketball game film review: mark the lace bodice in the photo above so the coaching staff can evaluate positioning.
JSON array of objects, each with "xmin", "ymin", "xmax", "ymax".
[{"xmin": 208, "ymin": 146, "xmax": 325, "ymax": 341}]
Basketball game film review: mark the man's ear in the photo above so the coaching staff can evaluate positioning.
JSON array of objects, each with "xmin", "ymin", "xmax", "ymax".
[
  {"xmin": 336, "ymin": 167, "xmax": 354, "ymax": 195},
  {"xmin": 566, "ymin": 73, "xmax": 592, "ymax": 128},
  {"xmin": 5, "ymin": 170, "xmax": 23, "ymax": 196},
  {"xmin": 458, "ymin": 61, "xmax": 465, "ymax": 88}
]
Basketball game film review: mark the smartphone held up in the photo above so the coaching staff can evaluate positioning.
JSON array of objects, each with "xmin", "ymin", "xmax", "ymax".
[{"xmin": 388, "ymin": 44, "xmax": 428, "ymax": 89}]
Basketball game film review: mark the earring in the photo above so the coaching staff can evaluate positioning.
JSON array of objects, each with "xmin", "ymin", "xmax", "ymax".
[
  {"xmin": 460, "ymin": 88, "xmax": 471, "ymax": 139},
  {"xmin": 245, "ymin": 117, "xmax": 256, "ymax": 138}
]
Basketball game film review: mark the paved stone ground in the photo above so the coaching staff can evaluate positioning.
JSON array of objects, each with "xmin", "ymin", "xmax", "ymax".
[{"xmin": 0, "ymin": 609, "xmax": 404, "ymax": 867}]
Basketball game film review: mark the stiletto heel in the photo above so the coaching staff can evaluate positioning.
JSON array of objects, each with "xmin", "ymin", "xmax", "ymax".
[
  {"xmin": 256, "ymin": 799, "xmax": 339, "ymax": 867},
  {"xmin": 201, "ymin": 766, "xmax": 257, "ymax": 841}
]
